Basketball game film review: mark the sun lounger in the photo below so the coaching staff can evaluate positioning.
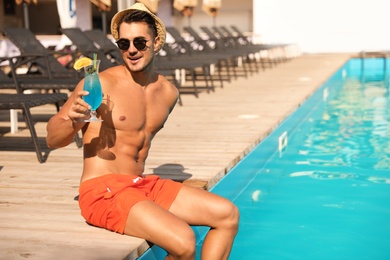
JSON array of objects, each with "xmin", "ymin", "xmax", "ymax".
[
  {"xmin": 183, "ymin": 26, "xmax": 248, "ymax": 79},
  {"xmin": 83, "ymin": 29, "xmax": 123, "ymax": 65},
  {"xmin": 227, "ymin": 25, "xmax": 288, "ymax": 65},
  {"xmin": 0, "ymin": 56, "xmax": 74, "ymax": 163},
  {"xmin": 8, "ymin": 53, "xmax": 79, "ymax": 92},
  {"xmin": 166, "ymin": 27, "xmax": 230, "ymax": 86},
  {"xmin": 60, "ymin": 28, "xmax": 119, "ymax": 71},
  {"xmin": 2, "ymin": 27, "xmax": 80, "ymax": 79},
  {"xmin": 155, "ymin": 27, "xmax": 226, "ymax": 97}
]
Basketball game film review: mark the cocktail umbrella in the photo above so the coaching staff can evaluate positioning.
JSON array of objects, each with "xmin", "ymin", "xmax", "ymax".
[
  {"xmin": 173, "ymin": 0, "xmax": 198, "ymax": 26},
  {"xmin": 202, "ymin": 0, "xmax": 221, "ymax": 26},
  {"xmin": 15, "ymin": 0, "xmax": 38, "ymax": 29},
  {"xmin": 136, "ymin": 0, "xmax": 159, "ymax": 14},
  {"xmin": 90, "ymin": 0, "xmax": 111, "ymax": 34}
]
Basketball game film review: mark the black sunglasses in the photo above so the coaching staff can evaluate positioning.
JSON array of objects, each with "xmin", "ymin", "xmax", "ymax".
[{"xmin": 116, "ymin": 37, "xmax": 149, "ymax": 51}]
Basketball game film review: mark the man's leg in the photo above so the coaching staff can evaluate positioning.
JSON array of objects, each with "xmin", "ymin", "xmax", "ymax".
[
  {"xmin": 169, "ymin": 185, "xmax": 240, "ymax": 260},
  {"xmin": 124, "ymin": 200, "xmax": 196, "ymax": 259}
]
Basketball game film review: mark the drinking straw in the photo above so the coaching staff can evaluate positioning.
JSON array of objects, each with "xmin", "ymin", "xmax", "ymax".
[{"xmin": 93, "ymin": 53, "xmax": 97, "ymax": 71}]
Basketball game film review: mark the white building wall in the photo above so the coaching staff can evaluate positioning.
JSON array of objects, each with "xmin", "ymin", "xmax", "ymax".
[
  {"xmin": 76, "ymin": 0, "xmax": 92, "ymax": 31},
  {"xmin": 2, "ymin": 0, "xmax": 390, "ymax": 54},
  {"xmin": 253, "ymin": 0, "xmax": 390, "ymax": 53},
  {"xmin": 168, "ymin": 0, "xmax": 253, "ymax": 35}
]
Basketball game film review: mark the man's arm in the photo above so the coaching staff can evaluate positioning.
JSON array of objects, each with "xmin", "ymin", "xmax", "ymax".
[
  {"xmin": 46, "ymin": 87, "xmax": 90, "ymax": 149},
  {"xmin": 163, "ymin": 76, "xmax": 180, "ymax": 113}
]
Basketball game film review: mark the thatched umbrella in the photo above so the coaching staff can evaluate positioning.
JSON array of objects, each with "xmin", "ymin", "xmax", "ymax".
[
  {"xmin": 173, "ymin": 0, "xmax": 198, "ymax": 26},
  {"xmin": 202, "ymin": 0, "xmax": 221, "ymax": 25},
  {"xmin": 90, "ymin": 0, "xmax": 111, "ymax": 34},
  {"xmin": 137, "ymin": 0, "xmax": 159, "ymax": 14},
  {"xmin": 15, "ymin": 0, "xmax": 38, "ymax": 29}
]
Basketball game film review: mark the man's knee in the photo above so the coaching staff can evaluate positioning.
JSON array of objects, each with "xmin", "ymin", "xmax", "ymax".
[
  {"xmin": 222, "ymin": 202, "xmax": 240, "ymax": 232},
  {"xmin": 230, "ymin": 203, "xmax": 240, "ymax": 230},
  {"xmin": 168, "ymin": 227, "xmax": 196, "ymax": 258}
]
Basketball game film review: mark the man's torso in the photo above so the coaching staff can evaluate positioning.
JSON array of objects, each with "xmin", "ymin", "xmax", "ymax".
[{"xmin": 80, "ymin": 65, "xmax": 176, "ymax": 182}]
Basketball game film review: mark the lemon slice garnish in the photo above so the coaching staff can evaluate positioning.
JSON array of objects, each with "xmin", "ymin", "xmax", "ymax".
[{"xmin": 73, "ymin": 57, "xmax": 92, "ymax": 70}]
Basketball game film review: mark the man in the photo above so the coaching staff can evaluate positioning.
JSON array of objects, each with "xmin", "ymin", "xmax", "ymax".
[{"xmin": 46, "ymin": 3, "xmax": 239, "ymax": 259}]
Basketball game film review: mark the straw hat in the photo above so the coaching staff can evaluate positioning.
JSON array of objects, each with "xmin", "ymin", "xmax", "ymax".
[{"xmin": 110, "ymin": 2, "xmax": 166, "ymax": 53}]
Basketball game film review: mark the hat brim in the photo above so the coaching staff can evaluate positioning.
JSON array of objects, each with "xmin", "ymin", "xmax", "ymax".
[{"xmin": 111, "ymin": 2, "xmax": 166, "ymax": 53}]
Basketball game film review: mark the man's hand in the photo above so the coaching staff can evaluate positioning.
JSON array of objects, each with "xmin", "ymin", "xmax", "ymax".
[{"xmin": 69, "ymin": 90, "xmax": 92, "ymax": 124}]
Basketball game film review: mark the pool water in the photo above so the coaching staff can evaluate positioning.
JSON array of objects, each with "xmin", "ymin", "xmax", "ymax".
[
  {"xmin": 139, "ymin": 58, "xmax": 390, "ymax": 259},
  {"xmin": 211, "ymin": 58, "xmax": 390, "ymax": 259}
]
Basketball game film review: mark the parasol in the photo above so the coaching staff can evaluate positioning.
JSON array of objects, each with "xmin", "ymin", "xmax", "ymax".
[
  {"xmin": 136, "ymin": 0, "xmax": 159, "ymax": 14},
  {"xmin": 202, "ymin": 0, "xmax": 221, "ymax": 25},
  {"xmin": 15, "ymin": 0, "xmax": 38, "ymax": 29},
  {"xmin": 90, "ymin": 0, "xmax": 111, "ymax": 34},
  {"xmin": 90, "ymin": 0, "xmax": 111, "ymax": 11},
  {"xmin": 173, "ymin": 0, "xmax": 198, "ymax": 26}
]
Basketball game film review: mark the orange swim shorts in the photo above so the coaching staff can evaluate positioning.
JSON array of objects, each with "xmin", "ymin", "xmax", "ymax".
[{"xmin": 78, "ymin": 174, "xmax": 183, "ymax": 234}]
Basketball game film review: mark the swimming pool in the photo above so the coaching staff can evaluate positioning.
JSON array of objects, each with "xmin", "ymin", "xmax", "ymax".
[{"xmin": 139, "ymin": 58, "xmax": 390, "ymax": 259}]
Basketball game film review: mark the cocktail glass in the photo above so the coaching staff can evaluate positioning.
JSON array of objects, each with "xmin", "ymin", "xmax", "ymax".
[{"xmin": 83, "ymin": 60, "xmax": 103, "ymax": 122}]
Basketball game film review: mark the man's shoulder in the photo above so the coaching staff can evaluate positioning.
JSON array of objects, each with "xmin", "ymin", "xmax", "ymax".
[
  {"xmin": 99, "ymin": 65, "xmax": 125, "ymax": 81},
  {"xmin": 153, "ymin": 73, "xmax": 179, "ymax": 105},
  {"xmin": 156, "ymin": 73, "xmax": 177, "ymax": 91},
  {"xmin": 102, "ymin": 65, "xmax": 123, "ymax": 75}
]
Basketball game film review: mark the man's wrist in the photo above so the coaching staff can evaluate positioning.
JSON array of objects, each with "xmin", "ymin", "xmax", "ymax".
[{"xmin": 71, "ymin": 118, "xmax": 85, "ymax": 130}]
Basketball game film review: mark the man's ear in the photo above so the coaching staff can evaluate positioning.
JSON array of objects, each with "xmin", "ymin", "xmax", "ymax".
[{"xmin": 154, "ymin": 36, "xmax": 160, "ymax": 53}]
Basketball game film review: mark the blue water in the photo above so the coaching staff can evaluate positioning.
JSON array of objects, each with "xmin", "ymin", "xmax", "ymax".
[
  {"xmin": 213, "ymin": 58, "xmax": 390, "ymax": 259},
  {"xmin": 139, "ymin": 58, "xmax": 390, "ymax": 259}
]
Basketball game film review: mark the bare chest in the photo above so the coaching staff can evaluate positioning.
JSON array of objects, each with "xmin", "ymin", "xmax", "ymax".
[{"xmin": 98, "ymin": 86, "xmax": 169, "ymax": 133}]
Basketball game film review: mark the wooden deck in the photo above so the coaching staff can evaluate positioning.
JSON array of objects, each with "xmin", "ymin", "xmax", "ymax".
[{"xmin": 0, "ymin": 53, "xmax": 352, "ymax": 259}]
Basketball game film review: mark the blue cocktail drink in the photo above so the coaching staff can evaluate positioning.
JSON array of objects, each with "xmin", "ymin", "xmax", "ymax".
[
  {"xmin": 84, "ymin": 73, "xmax": 102, "ymax": 110},
  {"xmin": 83, "ymin": 59, "xmax": 103, "ymax": 122}
]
